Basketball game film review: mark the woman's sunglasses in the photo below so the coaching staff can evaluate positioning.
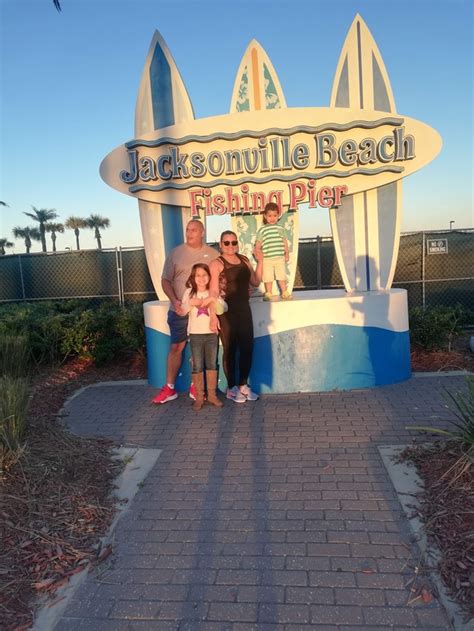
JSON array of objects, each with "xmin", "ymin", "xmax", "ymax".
[{"xmin": 222, "ymin": 240, "xmax": 238, "ymax": 246}]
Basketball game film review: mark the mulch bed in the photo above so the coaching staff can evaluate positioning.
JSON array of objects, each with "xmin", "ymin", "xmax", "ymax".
[
  {"xmin": 411, "ymin": 333, "xmax": 474, "ymax": 373},
  {"xmin": 0, "ymin": 354, "xmax": 146, "ymax": 631},
  {"xmin": 401, "ymin": 442, "xmax": 474, "ymax": 622}
]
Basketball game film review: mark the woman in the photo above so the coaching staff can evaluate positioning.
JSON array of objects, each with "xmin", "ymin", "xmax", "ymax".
[{"xmin": 209, "ymin": 230, "xmax": 263, "ymax": 403}]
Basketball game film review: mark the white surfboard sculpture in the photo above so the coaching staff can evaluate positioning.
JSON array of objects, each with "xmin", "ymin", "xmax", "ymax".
[
  {"xmin": 135, "ymin": 31, "xmax": 196, "ymax": 300},
  {"xmin": 229, "ymin": 40, "xmax": 300, "ymax": 294},
  {"xmin": 330, "ymin": 14, "xmax": 401, "ymax": 292}
]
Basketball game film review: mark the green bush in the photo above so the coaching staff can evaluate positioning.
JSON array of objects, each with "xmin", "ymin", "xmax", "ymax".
[
  {"xmin": 0, "ymin": 335, "xmax": 30, "ymax": 378},
  {"xmin": 0, "ymin": 335, "xmax": 31, "ymax": 471},
  {"xmin": 409, "ymin": 304, "xmax": 468, "ymax": 351},
  {"xmin": 0, "ymin": 300, "xmax": 146, "ymax": 368}
]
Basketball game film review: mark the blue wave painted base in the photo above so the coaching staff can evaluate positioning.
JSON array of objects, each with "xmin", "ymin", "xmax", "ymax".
[{"xmin": 146, "ymin": 323, "xmax": 411, "ymax": 393}]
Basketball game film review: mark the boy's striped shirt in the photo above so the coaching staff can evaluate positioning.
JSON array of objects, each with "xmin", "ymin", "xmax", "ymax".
[{"xmin": 256, "ymin": 224, "xmax": 286, "ymax": 258}]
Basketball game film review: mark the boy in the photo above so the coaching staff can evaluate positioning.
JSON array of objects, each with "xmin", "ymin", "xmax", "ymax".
[{"xmin": 255, "ymin": 202, "xmax": 291, "ymax": 301}]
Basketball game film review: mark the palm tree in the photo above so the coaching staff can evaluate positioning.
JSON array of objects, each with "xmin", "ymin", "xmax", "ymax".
[
  {"xmin": 0, "ymin": 238, "xmax": 14, "ymax": 256},
  {"xmin": 87, "ymin": 214, "xmax": 110, "ymax": 250},
  {"xmin": 23, "ymin": 206, "xmax": 58, "ymax": 252},
  {"xmin": 45, "ymin": 222, "xmax": 65, "ymax": 252},
  {"xmin": 12, "ymin": 226, "xmax": 41, "ymax": 254},
  {"xmin": 65, "ymin": 216, "xmax": 88, "ymax": 250}
]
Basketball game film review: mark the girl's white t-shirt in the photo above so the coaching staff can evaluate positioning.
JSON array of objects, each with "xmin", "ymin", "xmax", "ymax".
[{"xmin": 182, "ymin": 289, "xmax": 226, "ymax": 335}]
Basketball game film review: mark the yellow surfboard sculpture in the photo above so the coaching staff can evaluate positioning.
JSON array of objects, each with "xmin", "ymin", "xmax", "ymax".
[
  {"xmin": 229, "ymin": 40, "xmax": 299, "ymax": 295},
  {"xmin": 330, "ymin": 15, "xmax": 401, "ymax": 292}
]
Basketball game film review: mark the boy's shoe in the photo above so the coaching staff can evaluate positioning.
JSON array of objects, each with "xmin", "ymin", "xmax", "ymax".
[
  {"xmin": 281, "ymin": 290, "xmax": 292, "ymax": 300},
  {"xmin": 239, "ymin": 384, "xmax": 259, "ymax": 401},
  {"xmin": 226, "ymin": 386, "xmax": 246, "ymax": 403},
  {"xmin": 263, "ymin": 292, "xmax": 273, "ymax": 301},
  {"xmin": 152, "ymin": 385, "xmax": 177, "ymax": 404}
]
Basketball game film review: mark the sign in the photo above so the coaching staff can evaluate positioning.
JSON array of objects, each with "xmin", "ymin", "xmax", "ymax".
[
  {"xmin": 99, "ymin": 15, "xmax": 442, "ymax": 297},
  {"xmin": 101, "ymin": 109, "xmax": 440, "ymax": 214},
  {"xmin": 427, "ymin": 238, "xmax": 448, "ymax": 254}
]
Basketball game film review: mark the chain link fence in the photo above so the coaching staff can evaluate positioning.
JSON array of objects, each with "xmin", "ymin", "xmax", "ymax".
[{"xmin": 1, "ymin": 230, "xmax": 473, "ymax": 314}]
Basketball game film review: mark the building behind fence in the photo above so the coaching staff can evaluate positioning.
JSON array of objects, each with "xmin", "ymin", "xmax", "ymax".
[{"xmin": 1, "ymin": 230, "xmax": 473, "ymax": 314}]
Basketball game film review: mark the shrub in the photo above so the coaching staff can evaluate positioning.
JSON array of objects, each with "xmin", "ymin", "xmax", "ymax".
[
  {"xmin": 0, "ymin": 300, "xmax": 146, "ymax": 368},
  {"xmin": 116, "ymin": 303, "xmax": 146, "ymax": 356},
  {"xmin": 0, "ymin": 335, "xmax": 30, "ymax": 472},
  {"xmin": 0, "ymin": 335, "xmax": 30, "ymax": 378},
  {"xmin": 409, "ymin": 304, "xmax": 468, "ymax": 351}
]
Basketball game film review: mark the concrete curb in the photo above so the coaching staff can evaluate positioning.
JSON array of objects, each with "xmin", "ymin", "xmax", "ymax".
[
  {"xmin": 31, "ymin": 446, "xmax": 162, "ymax": 631},
  {"xmin": 379, "ymin": 445, "xmax": 473, "ymax": 631},
  {"xmin": 413, "ymin": 371, "xmax": 472, "ymax": 378},
  {"xmin": 59, "ymin": 379, "xmax": 149, "ymax": 412}
]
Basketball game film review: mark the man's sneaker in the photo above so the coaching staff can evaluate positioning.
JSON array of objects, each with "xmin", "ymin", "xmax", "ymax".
[
  {"xmin": 226, "ymin": 386, "xmax": 246, "ymax": 403},
  {"xmin": 263, "ymin": 292, "xmax": 273, "ymax": 301},
  {"xmin": 152, "ymin": 385, "xmax": 177, "ymax": 404},
  {"xmin": 281, "ymin": 290, "xmax": 292, "ymax": 300},
  {"xmin": 239, "ymin": 384, "xmax": 259, "ymax": 401},
  {"xmin": 189, "ymin": 382, "xmax": 206, "ymax": 401}
]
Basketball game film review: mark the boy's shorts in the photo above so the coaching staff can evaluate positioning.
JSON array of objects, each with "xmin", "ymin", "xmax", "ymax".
[
  {"xmin": 263, "ymin": 256, "xmax": 286, "ymax": 283},
  {"xmin": 167, "ymin": 310, "xmax": 189, "ymax": 344}
]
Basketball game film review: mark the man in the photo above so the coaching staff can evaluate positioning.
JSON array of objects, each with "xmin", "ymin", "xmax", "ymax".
[{"xmin": 152, "ymin": 219, "xmax": 219, "ymax": 404}]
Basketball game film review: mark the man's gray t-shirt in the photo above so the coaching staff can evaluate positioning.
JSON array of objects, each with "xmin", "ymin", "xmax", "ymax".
[{"xmin": 162, "ymin": 243, "xmax": 219, "ymax": 310}]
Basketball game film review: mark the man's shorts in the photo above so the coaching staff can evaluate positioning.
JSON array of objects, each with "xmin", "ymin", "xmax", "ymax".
[
  {"xmin": 263, "ymin": 256, "xmax": 286, "ymax": 283},
  {"xmin": 167, "ymin": 310, "xmax": 189, "ymax": 344}
]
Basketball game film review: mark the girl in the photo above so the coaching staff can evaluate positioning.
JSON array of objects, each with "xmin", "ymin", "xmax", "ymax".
[
  {"xmin": 209, "ymin": 231, "xmax": 263, "ymax": 403},
  {"xmin": 182, "ymin": 263, "xmax": 226, "ymax": 410}
]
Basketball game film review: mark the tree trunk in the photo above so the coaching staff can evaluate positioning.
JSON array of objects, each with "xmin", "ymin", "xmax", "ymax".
[
  {"xmin": 40, "ymin": 223, "xmax": 47, "ymax": 252},
  {"xmin": 75, "ymin": 229, "xmax": 80, "ymax": 250},
  {"xmin": 95, "ymin": 227, "xmax": 102, "ymax": 250},
  {"xmin": 25, "ymin": 236, "xmax": 31, "ymax": 254},
  {"xmin": 51, "ymin": 233, "xmax": 57, "ymax": 252}
]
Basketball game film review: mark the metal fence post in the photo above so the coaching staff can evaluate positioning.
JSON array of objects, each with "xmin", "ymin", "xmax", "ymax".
[
  {"xmin": 316, "ymin": 236, "xmax": 322, "ymax": 290},
  {"xmin": 115, "ymin": 248, "xmax": 124, "ymax": 306},
  {"xmin": 18, "ymin": 254, "xmax": 26, "ymax": 300},
  {"xmin": 421, "ymin": 231, "xmax": 426, "ymax": 309}
]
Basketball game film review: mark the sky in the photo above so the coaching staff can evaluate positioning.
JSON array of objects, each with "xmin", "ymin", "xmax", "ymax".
[{"xmin": 1, "ymin": 0, "xmax": 473, "ymax": 253}]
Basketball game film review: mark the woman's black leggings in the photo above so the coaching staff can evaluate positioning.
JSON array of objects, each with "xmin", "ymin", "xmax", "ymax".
[{"xmin": 218, "ymin": 305, "xmax": 254, "ymax": 388}]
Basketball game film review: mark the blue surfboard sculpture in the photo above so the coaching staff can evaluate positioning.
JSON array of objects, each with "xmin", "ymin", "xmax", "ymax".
[
  {"xmin": 330, "ymin": 15, "xmax": 402, "ymax": 291},
  {"xmin": 135, "ymin": 31, "xmax": 196, "ymax": 300}
]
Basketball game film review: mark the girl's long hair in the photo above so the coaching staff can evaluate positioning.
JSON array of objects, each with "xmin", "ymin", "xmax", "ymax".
[{"xmin": 185, "ymin": 263, "xmax": 211, "ymax": 297}]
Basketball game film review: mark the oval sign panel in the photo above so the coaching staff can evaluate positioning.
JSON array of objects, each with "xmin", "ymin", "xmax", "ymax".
[{"xmin": 100, "ymin": 106, "xmax": 441, "ymax": 214}]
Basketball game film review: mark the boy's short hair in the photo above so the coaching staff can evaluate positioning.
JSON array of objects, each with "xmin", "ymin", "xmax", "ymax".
[
  {"xmin": 263, "ymin": 202, "xmax": 280, "ymax": 214},
  {"xmin": 262, "ymin": 201, "xmax": 280, "ymax": 224}
]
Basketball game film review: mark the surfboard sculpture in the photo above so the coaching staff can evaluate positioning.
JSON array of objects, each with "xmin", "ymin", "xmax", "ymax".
[
  {"xmin": 135, "ymin": 31, "xmax": 196, "ymax": 300},
  {"xmin": 229, "ymin": 40, "xmax": 300, "ymax": 294},
  {"xmin": 330, "ymin": 14, "xmax": 401, "ymax": 291},
  {"xmin": 100, "ymin": 17, "xmax": 441, "ymax": 394}
]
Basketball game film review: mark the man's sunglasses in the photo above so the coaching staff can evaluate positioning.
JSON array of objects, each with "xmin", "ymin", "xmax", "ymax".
[{"xmin": 222, "ymin": 240, "xmax": 238, "ymax": 246}]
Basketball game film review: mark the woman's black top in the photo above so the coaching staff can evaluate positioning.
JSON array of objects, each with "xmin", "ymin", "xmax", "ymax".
[{"xmin": 218, "ymin": 254, "xmax": 251, "ymax": 310}]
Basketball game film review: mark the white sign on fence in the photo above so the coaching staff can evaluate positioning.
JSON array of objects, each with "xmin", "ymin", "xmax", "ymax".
[{"xmin": 427, "ymin": 238, "xmax": 448, "ymax": 254}]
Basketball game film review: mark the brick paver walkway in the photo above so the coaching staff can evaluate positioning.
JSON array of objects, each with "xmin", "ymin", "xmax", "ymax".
[{"xmin": 55, "ymin": 375, "xmax": 465, "ymax": 630}]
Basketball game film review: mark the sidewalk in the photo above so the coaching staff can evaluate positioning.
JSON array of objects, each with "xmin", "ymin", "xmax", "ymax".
[{"xmin": 54, "ymin": 374, "xmax": 465, "ymax": 630}]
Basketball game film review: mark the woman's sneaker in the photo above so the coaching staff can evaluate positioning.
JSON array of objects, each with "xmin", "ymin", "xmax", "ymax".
[
  {"xmin": 239, "ymin": 385, "xmax": 259, "ymax": 401},
  {"xmin": 152, "ymin": 384, "xmax": 177, "ymax": 404},
  {"xmin": 226, "ymin": 386, "xmax": 246, "ymax": 403}
]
